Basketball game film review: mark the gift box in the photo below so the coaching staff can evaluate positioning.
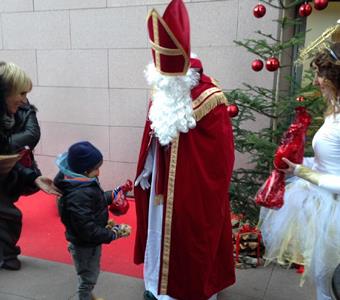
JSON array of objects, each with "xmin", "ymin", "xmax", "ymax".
[{"xmin": 231, "ymin": 214, "xmax": 264, "ymax": 268}]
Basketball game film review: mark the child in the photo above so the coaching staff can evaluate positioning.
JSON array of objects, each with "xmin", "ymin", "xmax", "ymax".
[{"xmin": 54, "ymin": 141, "xmax": 131, "ymax": 300}]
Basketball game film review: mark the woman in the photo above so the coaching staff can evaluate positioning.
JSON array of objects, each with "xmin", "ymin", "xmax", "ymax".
[
  {"xmin": 0, "ymin": 61, "xmax": 60, "ymax": 271},
  {"xmin": 259, "ymin": 41, "xmax": 340, "ymax": 300}
]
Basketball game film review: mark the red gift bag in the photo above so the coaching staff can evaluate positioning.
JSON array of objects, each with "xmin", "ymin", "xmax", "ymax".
[
  {"xmin": 109, "ymin": 179, "xmax": 133, "ymax": 215},
  {"xmin": 255, "ymin": 107, "xmax": 311, "ymax": 209}
]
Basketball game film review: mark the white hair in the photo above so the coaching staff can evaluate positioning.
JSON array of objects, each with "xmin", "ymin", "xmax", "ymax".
[{"xmin": 145, "ymin": 63, "xmax": 200, "ymax": 146}]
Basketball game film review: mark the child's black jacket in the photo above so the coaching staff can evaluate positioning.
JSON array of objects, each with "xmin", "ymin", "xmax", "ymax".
[{"xmin": 54, "ymin": 171, "xmax": 114, "ymax": 247}]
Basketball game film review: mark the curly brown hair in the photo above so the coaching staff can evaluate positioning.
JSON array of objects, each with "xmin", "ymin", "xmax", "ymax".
[
  {"xmin": 310, "ymin": 42, "xmax": 340, "ymax": 115},
  {"xmin": 311, "ymin": 43, "xmax": 340, "ymax": 87}
]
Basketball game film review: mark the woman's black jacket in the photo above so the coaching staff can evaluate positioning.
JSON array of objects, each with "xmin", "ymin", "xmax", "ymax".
[{"xmin": 0, "ymin": 103, "xmax": 41, "ymax": 197}]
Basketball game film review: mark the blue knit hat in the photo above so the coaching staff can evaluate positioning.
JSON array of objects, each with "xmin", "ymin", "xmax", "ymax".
[{"xmin": 67, "ymin": 141, "xmax": 103, "ymax": 174}]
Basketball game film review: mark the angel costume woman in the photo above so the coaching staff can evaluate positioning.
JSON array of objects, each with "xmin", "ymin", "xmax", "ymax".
[{"xmin": 259, "ymin": 23, "xmax": 340, "ymax": 300}]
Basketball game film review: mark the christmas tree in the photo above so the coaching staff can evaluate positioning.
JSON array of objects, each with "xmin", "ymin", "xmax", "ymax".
[{"xmin": 226, "ymin": 0, "xmax": 328, "ymax": 225}]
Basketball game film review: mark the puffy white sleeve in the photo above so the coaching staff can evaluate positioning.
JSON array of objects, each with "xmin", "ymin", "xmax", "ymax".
[
  {"xmin": 302, "ymin": 157, "xmax": 314, "ymax": 168},
  {"xmin": 294, "ymin": 165, "xmax": 340, "ymax": 194}
]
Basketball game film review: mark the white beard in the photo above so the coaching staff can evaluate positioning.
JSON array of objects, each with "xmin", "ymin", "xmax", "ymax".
[{"xmin": 145, "ymin": 63, "xmax": 200, "ymax": 146}]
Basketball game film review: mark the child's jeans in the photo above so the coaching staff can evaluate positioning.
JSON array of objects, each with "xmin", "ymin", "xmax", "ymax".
[{"xmin": 68, "ymin": 243, "xmax": 102, "ymax": 300}]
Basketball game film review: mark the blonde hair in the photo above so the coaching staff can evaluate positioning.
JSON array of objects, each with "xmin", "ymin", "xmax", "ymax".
[{"xmin": 0, "ymin": 61, "xmax": 32, "ymax": 97}]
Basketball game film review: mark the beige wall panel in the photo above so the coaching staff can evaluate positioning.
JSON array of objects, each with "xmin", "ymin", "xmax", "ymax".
[
  {"xmin": 194, "ymin": 46, "xmax": 275, "ymax": 90},
  {"xmin": 37, "ymin": 50, "xmax": 108, "ymax": 88},
  {"xmin": 147, "ymin": 0, "xmax": 238, "ymax": 47},
  {"xmin": 34, "ymin": 155, "xmax": 136, "ymax": 191},
  {"xmin": 0, "ymin": 50, "xmax": 37, "ymax": 84},
  {"xmin": 2, "ymin": 11, "xmax": 70, "ymax": 49},
  {"xmin": 0, "ymin": 0, "xmax": 32, "ymax": 12},
  {"xmin": 70, "ymin": 7, "xmax": 148, "ymax": 49},
  {"xmin": 33, "ymin": 140, "xmax": 43, "ymax": 155},
  {"xmin": 109, "ymin": 127, "xmax": 144, "ymax": 163},
  {"xmin": 34, "ymin": 0, "xmax": 106, "ymax": 11},
  {"xmin": 237, "ymin": 0, "xmax": 280, "ymax": 40},
  {"xmin": 0, "ymin": 1, "xmax": 282, "ymax": 189},
  {"xmin": 109, "ymin": 49, "xmax": 150, "ymax": 89},
  {"xmin": 109, "ymin": 89, "xmax": 148, "ymax": 127},
  {"xmin": 99, "ymin": 161, "xmax": 137, "ymax": 190},
  {"xmin": 31, "ymin": 87, "xmax": 110, "ymax": 125},
  {"xmin": 108, "ymin": 0, "xmax": 190, "ymax": 7},
  {"xmin": 35, "ymin": 154, "xmax": 59, "ymax": 183},
  {"xmin": 0, "ymin": 15, "xmax": 2, "ymax": 49},
  {"xmin": 40, "ymin": 122, "xmax": 110, "ymax": 158},
  {"xmin": 190, "ymin": 0, "xmax": 238, "ymax": 47},
  {"xmin": 234, "ymin": 151, "xmax": 253, "ymax": 170}
]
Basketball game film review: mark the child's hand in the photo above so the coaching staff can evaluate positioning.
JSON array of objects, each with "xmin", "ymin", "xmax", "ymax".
[
  {"xmin": 105, "ymin": 219, "xmax": 116, "ymax": 230},
  {"xmin": 111, "ymin": 224, "xmax": 132, "ymax": 239}
]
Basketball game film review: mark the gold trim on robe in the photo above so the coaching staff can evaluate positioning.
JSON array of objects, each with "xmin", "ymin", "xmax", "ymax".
[
  {"xmin": 159, "ymin": 136, "xmax": 179, "ymax": 294},
  {"xmin": 151, "ymin": 11, "xmax": 161, "ymax": 70},
  {"xmin": 193, "ymin": 89, "xmax": 229, "ymax": 122},
  {"xmin": 158, "ymin": 87, "xmax": 228, "ymax": 294}
]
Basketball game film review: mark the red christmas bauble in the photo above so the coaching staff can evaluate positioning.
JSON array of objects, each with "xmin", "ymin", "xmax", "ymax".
[
  {"xmin": 314, "ymin": 0, "xmax": 328, "ymax": 10},
  {"xmin": 253, "ymin": 4, "xmax": 266, "ymax": 18},
  {"xmin": 296, "ymin": 96, "xmax": 305, "ymax": 102},
  {"xmin": 251, "ymin": 59, "xmax": 264, "ymax": 72},
  {"xmin": 227, "ymin": 104, "xmax": 239, "ymax": 118},
  {"xmin": 298, "ymin": 3, "xmax": 312, "ymax": 17},
  {"xmin": 266, "ymin": 57, "xmax": 280, "ymax": 72}
]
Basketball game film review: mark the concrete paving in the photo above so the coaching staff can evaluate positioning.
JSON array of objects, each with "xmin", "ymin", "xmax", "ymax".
[{"xmin": 0, "ymin": 256, "xmax": 315, "ymax": 300}]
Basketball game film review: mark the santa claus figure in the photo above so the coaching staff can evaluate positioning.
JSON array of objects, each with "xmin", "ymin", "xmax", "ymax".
[{"xmin": 134, "ymin": 1, "xmax": 235, "ymax": 299}]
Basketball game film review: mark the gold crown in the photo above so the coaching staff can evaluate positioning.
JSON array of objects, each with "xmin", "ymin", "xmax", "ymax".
[{"xmin": 297, "ymin": 19, "xmax": 340, "ymax": 64}]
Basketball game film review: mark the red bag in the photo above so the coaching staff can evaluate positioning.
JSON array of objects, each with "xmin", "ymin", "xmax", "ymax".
[
  {"xmin": 18, "ymin": 146, "xmax": 33, "ymax": 168},
  {"xmin": 255, "ymin": 107, "xmax": 311, "ymax": 209},
  {"xmin": 109, "ymin": 179, "xmax": 133, "ymax": 215},
  {"xmin": 273, "ymin": 107, "xmax": 311, "ymax": 169},
  {"xmin": 17, "ymin": 146, "xmax": 42, "ymax": 196}
]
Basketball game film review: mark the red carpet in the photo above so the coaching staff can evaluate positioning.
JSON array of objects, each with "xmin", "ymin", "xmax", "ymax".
[{"xmin": 17, "ymin": 191, "xmax": 143, "ymax": 278}]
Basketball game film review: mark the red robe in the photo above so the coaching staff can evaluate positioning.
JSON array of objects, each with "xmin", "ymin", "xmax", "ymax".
[{"xmin": 134, "ymin": 73, "xmax": 235, "ymax": 300}]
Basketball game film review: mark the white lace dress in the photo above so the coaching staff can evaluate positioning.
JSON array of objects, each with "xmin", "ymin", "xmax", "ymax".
[{"xmin": 259, "ymin": 113, "xmax": 340, "ymax": 300}]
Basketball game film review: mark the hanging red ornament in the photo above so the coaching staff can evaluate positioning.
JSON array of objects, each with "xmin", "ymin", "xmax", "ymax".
[
  {"xmin": 314, "ymin": 0, "xmax": 328, "ymax": 10},
  {"xmin": 251, "ymin": 59, "xmax": 264, "ymax": 72},
  {"xmin": 266, "ymin": 57, "xmax": 280, "ymax": 72},
  {"xmin": 227, "ymin": 104, "xmax": 239, "ymax": 118},
  {"xmin": 298, "ymin": 2, "xmax": 312, "ymax": 17},
  {"xmin": 296, "ymin": 96, "xmax": 305, "ymax": 102},
  {"xmin": 253, "ymin": 4, "xmax": 266, "ymax": 18}
]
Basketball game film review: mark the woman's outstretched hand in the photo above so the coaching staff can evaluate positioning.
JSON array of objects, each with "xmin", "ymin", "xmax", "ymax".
[
  {"xmin": 34, "ymin": 176, "xmax": 62, "ymax": 196},
  {"xmin": 278, "ymin": 157, "xmax": 298, "ymax": 175}
]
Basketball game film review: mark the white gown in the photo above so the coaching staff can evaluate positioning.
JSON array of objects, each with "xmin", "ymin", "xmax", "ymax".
[{"xmin": 259, "ymin": 113, "xmax": 340, "ymax": 300}]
